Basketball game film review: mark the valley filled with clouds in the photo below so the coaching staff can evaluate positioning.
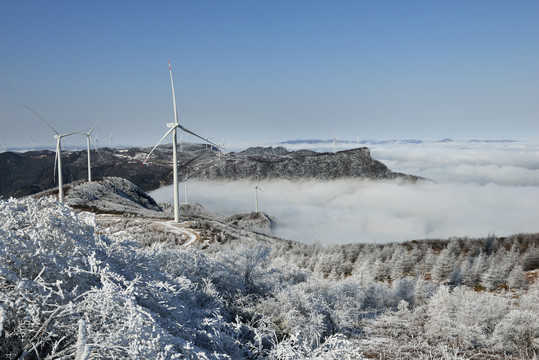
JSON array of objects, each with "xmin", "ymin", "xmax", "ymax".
[{"xmin": 151, "ymin": 139, "xmax": 539, "ymax": 244}]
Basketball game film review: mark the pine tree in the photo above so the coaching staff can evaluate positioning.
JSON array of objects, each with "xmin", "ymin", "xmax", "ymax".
[
  {"xmin": 431, "ymin": 247, "xmax": 456, "ymax": 283},
  {"xmin": 507, "ymin": 265, "xmax": 527, "ymax": 290}
]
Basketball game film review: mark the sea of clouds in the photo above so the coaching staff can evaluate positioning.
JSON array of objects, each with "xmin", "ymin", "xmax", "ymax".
[{"xmin": 150, "ymin": 139, "xmax": 539, "ymax": 244}]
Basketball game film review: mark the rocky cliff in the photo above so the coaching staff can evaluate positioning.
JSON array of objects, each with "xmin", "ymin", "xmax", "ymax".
[{"xmin": 187, "ymin": 146, "xmax": 419, "ymax": 182}]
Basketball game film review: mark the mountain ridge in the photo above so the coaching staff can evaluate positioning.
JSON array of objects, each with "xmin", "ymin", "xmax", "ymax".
[{"xmin": 0, "ymin": 144, "xmax": 422, "ymax": 198}]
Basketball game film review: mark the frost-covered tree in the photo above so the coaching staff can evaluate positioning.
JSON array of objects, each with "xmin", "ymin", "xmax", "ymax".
[
  {"xmin": 413, "ymin": 276, "xmax": 437, "ymax": 307},
  {"xmin": 2, "ymin": 196, "xmax": 538, "ymax": 359},
  {"xmin": 493, "ymin": 283, "xmax": 539, "ymax": 357},
  {"xmin": 392, "ymin": 277, "xmax": 415, "ymax": 306},
  {"xmin": 425, "ymin": 286, "xmax": 509, "ymax": 349},
  {"xmin": 507, "ymin": 264, "xmax": 527, "ymax": 290},
  {"xmin": 431, "ymin": 248, "xmax": 456, "ymax": 283},
  {"xmin": 522, "ymin": 244, "xmax": 539, "ymax": 271},
  {"xmin": 462, "ymin": 253, "xmax": 488, "ymax": 288}
]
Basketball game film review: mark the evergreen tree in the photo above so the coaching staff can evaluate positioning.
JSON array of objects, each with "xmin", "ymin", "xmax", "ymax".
[
  {"xmin": 431, "ymin": 247, "xmax": 456, "ymax": 283},
  {"xmin": 507, "ymin": 265, "xmax": 527, "ymax": 290}
]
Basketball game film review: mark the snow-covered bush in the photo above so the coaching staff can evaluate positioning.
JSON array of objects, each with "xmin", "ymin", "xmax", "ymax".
[
  {"xmin": 2, "ymin": 196, "xmax": 538, "ymax": 359},
  {"xmin": 493, "ymin": 283, "xmax": 539, "ymax": 358},
  {"xmin": 0, "ymin": 197, "xmax": 245, "ymax": 359},
  {"xmin": 425, "ymin": 286, "xmax": 510, "ymax": 349}
]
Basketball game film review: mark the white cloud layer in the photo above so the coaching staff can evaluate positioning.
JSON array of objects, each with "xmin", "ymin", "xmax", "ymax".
[
  {"xmin": 150, "ymin": 139, "xmax": 539, "ymax": 245},
  {"xmin": 369, "ymin": 140, "xmax": 539, "ymax": 186}
]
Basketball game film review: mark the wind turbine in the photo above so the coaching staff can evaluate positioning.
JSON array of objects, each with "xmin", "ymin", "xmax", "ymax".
[
  {"xmin": 218, "ymin": 139, "xmax": 226, "ymax": 160},
  {"xmin": 254, "ymin": 184, "xmax": 265, "ymax": 213},
  {"xmin": 23, "ymin": 104, "xmax": 86, "ymax": 203},
  {"xmin": 332, "ymin": 135, "xmax": 339, "ymax": 153},
  {"xmin": 80, "ymin": 119, "xmax": 103, "ymax": 182},
  {"xmin": 142, "ymin": 60, "xmax": 220, "ymax": 222}
]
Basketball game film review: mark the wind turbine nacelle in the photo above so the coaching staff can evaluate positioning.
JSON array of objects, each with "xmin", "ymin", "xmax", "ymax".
[{"xmin": 167, "ymin": 123, "xmax": 178, "ymax": 128}]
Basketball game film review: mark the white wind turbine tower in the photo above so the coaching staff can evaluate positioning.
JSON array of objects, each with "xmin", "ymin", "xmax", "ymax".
[
  {"xmin": 254, "ymin": 184, "xmax": 265, "ymax": 213},
  {"xmin": 80, "ymin": 119, "xmax": 103, "ymax": 182},
  {"xmin": 143, "ymin": 60, "xmax": 220, "ymax": 222},
  {"xmin": 23, "ymin": 104, "xmax": 86, "ymax": 203},
  {"xmin": 332, "ymin": 135, "xmax": 339, "ymax": 153}
]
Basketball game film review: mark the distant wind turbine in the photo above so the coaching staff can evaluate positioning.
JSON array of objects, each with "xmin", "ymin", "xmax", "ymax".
[
  {"xmin": 142, "ymin": 60, "xmax": 220, "ymax": 222},
  {"xmin": 80, "ymin": 119, "xmax": 103, "ymax": 182},
  {"xmin": 218, "ymin": 139, "xmax": 226, "ymax": 160},
  {"xmin": 254, "ymin": 184, "xmax": 265, "ymax": 213},
  {"xmin": 23, "ymin": 104, "xmax": 86, "ymax": 203},
  {"xmin": 332, "ymin": 136, "xmax": 339, "ymax": 153}
]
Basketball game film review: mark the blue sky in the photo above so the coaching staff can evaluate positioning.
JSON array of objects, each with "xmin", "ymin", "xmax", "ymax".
[{"xmin": 1, "ymin": 1, "xmax": 538, "ymax": 149}]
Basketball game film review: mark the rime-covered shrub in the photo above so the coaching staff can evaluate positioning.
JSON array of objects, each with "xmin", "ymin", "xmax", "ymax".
[
  {"xmin": 425, "ymin": 286, "xmax": 509, "ymax": 348},
  {"xmin": 0, "ymin": 197, "xmax": 246, "ymax": 359},
  {"xmin": 493, "ymin": 283, "xmax": 539, "ymax": 358},
  {"xmin": 3, "ymin": 196, "xmax": 539, "ymax": 359}
]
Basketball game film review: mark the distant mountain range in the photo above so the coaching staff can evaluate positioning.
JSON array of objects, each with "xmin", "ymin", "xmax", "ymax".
[
  {"xmin": 280, "ymin": 138, "xmax": 517, "ymax": 145},
  {"xmin": 0, "ymin": 143, "xmax": 422, "ymax": 198},
  {"xmin": 0, "ymin": 138, "xmax": 519, "ymax": 153}
]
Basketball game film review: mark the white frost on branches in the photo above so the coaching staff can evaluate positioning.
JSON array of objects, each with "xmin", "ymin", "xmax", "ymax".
[{"xmin": 1, "ymin": 196, "xmax": 538, "ymax": 359}]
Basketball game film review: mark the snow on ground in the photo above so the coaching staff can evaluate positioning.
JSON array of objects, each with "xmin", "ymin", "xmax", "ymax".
[
  {"xmin": 2, "ymin": 196, "xmax": 538, "ymax": 359},
  {"xmin": 150, "ymin": 220, "xmax": 201, "ymax": 246}
]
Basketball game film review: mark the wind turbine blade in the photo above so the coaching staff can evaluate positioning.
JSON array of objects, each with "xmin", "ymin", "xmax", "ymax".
[
  {"xmin": 258, "ymin": 186, "xmax": 266, "ymax": 194},
  {"xmin": 22, "ymin": 104, "xmax": 59, "ymax": 135},
  {"xmin": 178, "ymin": 125, "xmax": 221, "ymax": 149},
  {"xmin": 142, "ymin": 127, "xmax": 175, "ymax": 166},
  {"xmin": 90, "ymin": 135, "xmax": 105, "ymax": 161},
  {"xmin": 169, "ymin": 60, "xmax": 179, "ymax": 125},
  {"xmin": 63, "ymin": 129, "xmax": 89, "ymax": 137},
  {"xmin": 88, "ymin": 116, "xmax": 101, "ymax": 135}
]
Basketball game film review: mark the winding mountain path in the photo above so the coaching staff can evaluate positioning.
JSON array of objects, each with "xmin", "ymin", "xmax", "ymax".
[{"xmin": 150, "ymin": 220, "xmax": 201, "ymax": 246}]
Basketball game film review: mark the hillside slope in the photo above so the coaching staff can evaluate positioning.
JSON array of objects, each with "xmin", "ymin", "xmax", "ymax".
[{"xmin": 2, "ymin": 196, "xmax": 538, "ymax": 359}]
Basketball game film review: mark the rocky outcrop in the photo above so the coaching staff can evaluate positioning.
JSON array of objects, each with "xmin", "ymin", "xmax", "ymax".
[
  {"xmin": 187, "ymin": 147, "xmax": 421, "ymax": 182},
  {"xmin": 63, "ymin": 177, "xmax": 163, "ymax": 215}
]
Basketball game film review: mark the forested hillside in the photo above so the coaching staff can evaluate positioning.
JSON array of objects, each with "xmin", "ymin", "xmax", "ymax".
[{"xmin": 1, "ymin": 197, "xmax": 538, "ymax": 359}]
